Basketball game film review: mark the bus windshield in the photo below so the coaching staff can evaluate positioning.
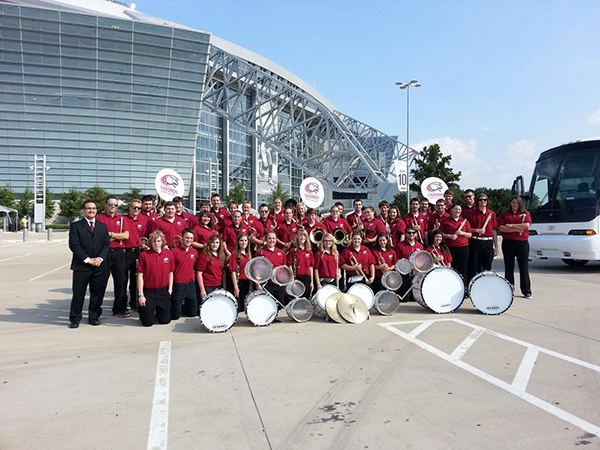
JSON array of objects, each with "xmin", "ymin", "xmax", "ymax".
[{"xmin": 528, "ymin": 150, "xmax": 600, "ymax": 223}]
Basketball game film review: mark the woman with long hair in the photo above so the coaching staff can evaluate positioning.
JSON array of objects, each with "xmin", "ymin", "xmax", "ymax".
[
  {"xmin": 192, "ymin": 211, "xmax": 217, "ymax": 251},
  {"xmin": 498, "ymin": 195, "xmax": 532, "ymax": 298},
  {"xmin": 426, "ymin": 229, "xmax": 452, "ymax": 267},
  {"xmin": 196, "ymin": 234, "xmax": 226, "ymax": 299},
  {"xmin": 439, "ymin": 204, "xmax": 472, "ymax": 281},
  {"xmin": 314, "ymin": 233, "xmax": 341, "ymax": 289},
  {"xmin": 340, "ymin": 231, "xmax": 375, "ymax": 290},
  {"xmin": 229, "ymin": 233, "xmax": 252, "ymax": 312},
  {"xmin": 254, "ymin": 230, "xmax": 287, "ymax": 319},
  {"xmin": 287, "ymin": 229, "xmax": 314, "ymax": 297},
  {"xmin": 371, "ymin": 232, "xmax": 396, "ymax": 293}
]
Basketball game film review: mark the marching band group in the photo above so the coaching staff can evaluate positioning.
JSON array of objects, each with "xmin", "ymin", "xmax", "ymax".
[{"xmin": 68, "ymin": 189, "xmax": 533, "ymax": 328}]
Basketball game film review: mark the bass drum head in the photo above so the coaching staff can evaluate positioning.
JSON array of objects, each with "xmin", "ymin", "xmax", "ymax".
[
  {"xmin": 410, "ymin": 250, "xmax": 435, "ymax": 273},
  {"xmin": 245, "ymin": 256, "xmax": 273, "ymax": 284},
  {"xmin": 347, "ymin": 283, "xmax": 375, "ymax": 310},
  {"xmin": 272, "ymin": 265, "xmax": 294, "ymax": 286},
  {"xmin": 285, "ymin": 297, "xmax": 313, "ymax": 323},
  {"xmin": 382, "ymin": 270, "xmax": 403, "ymax": 291},
  {"xmin": 286, "ymin": 280, "xmax": 306, "ymax": 298},
  {"xmin": 395, "ymin": 258, "xmax": 412, "ymax": 275},
  {"xmin": 311, "ymin": 285, "xmax": 340, "ymax": 319},
  {"xmin": 245, "ymin": 290, "xmax": 278, "ymax": 326},
  {"xmin": 413, "ymin": 267, "xmax": 465, "ymax": 314},
  {"xmin": 468, "ymin": 271, "xmax": 514, "ymax": 315},
  {"xmin": 199, "ymin": 289, "xmax": 238, "ymax": 333},
  {"xmin": 374, "ymin": 290, "xmax": 399, "ymax": 316}
]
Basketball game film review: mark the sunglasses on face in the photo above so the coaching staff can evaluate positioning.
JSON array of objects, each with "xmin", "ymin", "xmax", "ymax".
[
  {"xmin": 107, "ymin": 203, "xmax": 118, "ymax": 207},
  {"xmin": 130, "ymin": 206, "xmax": 141, "ymax": 210},
  {"xmin": 406, "ymin": 231, "xmax": 416, "ymax": 235},
  {"xmin": 478, "ymin": 198, "xmax": 488, "ymax": 202}
]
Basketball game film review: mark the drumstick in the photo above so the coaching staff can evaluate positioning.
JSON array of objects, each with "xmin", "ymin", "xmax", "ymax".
[
  {"xmin": 480, "ymin": 214, "xmax": 492, "ymax": 236},
  {"xmin": 518, "ymin": 213, "xmax": 526, "ymax": 236},
  {"xmin": 351, "ymin": 254, "xmax": 367, "ymax": 280},
  {"xmin": 456, "ymin": 219, "xmax": 467, "ymax": 234}
]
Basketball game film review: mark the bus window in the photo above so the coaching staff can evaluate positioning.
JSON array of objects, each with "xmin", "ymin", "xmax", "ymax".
[
  {"xmin": 556, "ymin": 152, "xmax": 599, "ymax": 209},
  {"xmin": 530, "ymin": 156, "xmax": 561, "ymax": 211}
]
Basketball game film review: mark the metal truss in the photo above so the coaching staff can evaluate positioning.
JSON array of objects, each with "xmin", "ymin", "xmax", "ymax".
[{"xmin": 201, "ymin": 45, "xmax": 412, "ymax": 192}]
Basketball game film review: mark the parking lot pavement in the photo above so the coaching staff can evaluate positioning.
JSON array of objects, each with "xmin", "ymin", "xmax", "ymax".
[{"xmin": 1, "ymin": 241, "xmax": 599, "ymax": 449}]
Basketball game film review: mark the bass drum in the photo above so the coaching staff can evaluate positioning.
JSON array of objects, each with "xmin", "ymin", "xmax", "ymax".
[
  {"xmin": 285, "ymin": 297, "xmax": 314, "ymax": 323},
  {"xmin": 347, "ymin": 283, "xmax": 375, "ymax": 311},
  {"xmin": 311, "ymin": 285, "xmax": 341, "ymax": 319},
  {"xmin": 413, "ymin": 266, "xmax": 465, "ymax": 314},
  {"xmin": 374, "ymin": 290, "xmax": 399, "ymax": 316},
  {"xmin": 199, "ymin": 289, "xmax": 238, "ymax": 333},
  {"xmin": 245, "ymin": 290, "xmax": 278, "ymax": 326},
  {"xmin": 381, "ymin": 270, "xmax": 403, "ymax": 291},
  {"xmin": 409, "ymin": 250, "xmax": 435, "ymax": 274},
  {"xmin": 468, "ymin": 271, "xmax": 514, "ymax": 315}
]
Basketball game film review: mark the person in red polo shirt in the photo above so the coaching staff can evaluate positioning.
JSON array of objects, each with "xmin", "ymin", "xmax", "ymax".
[
  {"xmin": 340, "ymin": 231, "xmax": 375, "ymax": 289},
  {"xmin": 257, "ymin": 203, "xmax": 277, "ymax": 246},
  {"xmin": 148, "ymin": 201, "xmax": 186, "ymax": 248},
  {"xmin": 254, "ymin": 230, "xmax": 287, "ymax": 318},
  {"xmin": 210, "ymin": 193, "xmax": 230, "ymax": 233},
  {"xmin": 229, "ymin": 233, "xmax": 252, "ymax": 312},
  {"xmin": 223, "ymin": 210, "xmax": 252, "ymax": 252},
  {"xmin": 346, "ymin": 199, "xmax": 366, "ymax": 230},
  {"xmin": 323, "ymin": 204, "xmax": 352, "ymax": 235},
  {"xmin": 121, "ymin": 198, "xmax": 147, "ymax": 311},
  {"xmin": 372, "ymin": 233, "xmax": 396, "ymax": 293},
  {"xmin": 498, "ymin": 196, "xmax": 532, "ymax": 299},
  {"xmin": 403, "ymin": 198, "xmax": 427, "ymax": 246},
  {"xmin": 461, "ymin": 189, "xmax": 477, "ymax": 221},
  {"xmin": 394, "ymin": 226, "xmax": 424, "ymax": 302},
  {"xmin": 269, "ymin": 197, "xmax": 285, "ymax": 224},
  {"xmin": 361, "ymin": 206, "xmax": 387, "ymax": 247},
  {"xmin": 440, "ymin": 204, "xmax": 472, "ymax": 281},
  {"xmin": 136, "ymin": 231, "xmax": 174, "ymax": 327},
  {"xmin": 192, "ymin": 212, "xmax": 218, "ymax": 251},
  {"xmin": 96, "ymin": 195, "xmax": 130, "ymax": 318},
  {"xmin": 141, "ymin": 194, "xmax": 158, "ymax": 222},
  {"xmin": 170, "ymin": 228, "xmax": 199, "ymax": 319},
  {"xmin": 196, "ymin": 235, "xmax": 226, "ymax": 299},
  {"xmin": 428, "ymin": 199, "xmax": 450, "ymax": 242},
  {"xmin": 467, "ymin": 192, "xmax": 499, "ymax": 282},
  {"xmin": 287, "ymin": 229, "xmax": 314, "ymax": 297},
  {"xmin": 173, "ymin": 196, "xmax": 198, "ymax": 228},
  {"xmin": 426, "ymin": 230, "xmax": 452, "ymax": 267},
  {"xmin": 314, "ymin": 233, "xmax": 341, "ymax": 289},
  {"xmin": 444, "ymin": 190, "xmax": 455, "ymax": 214},
  {"xmin": 276, "ymin": 207, "xmax": 300, "ymax": 251}
]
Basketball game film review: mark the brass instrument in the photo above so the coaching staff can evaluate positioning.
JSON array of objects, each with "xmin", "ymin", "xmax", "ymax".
[
  {"xmin": 310, "ymin": 227, "xmax": 326, "ymax": 245},
  {"xmin": 350, "ymin": 254, "xmax": 367, "ymax": 280},
  {"xmin": 332, "ymin": 228, "xmax": 349, "ymax": 246},
  {"xmin": 138, "ymin": 237, "xmax": 149, "ymax": 250}
]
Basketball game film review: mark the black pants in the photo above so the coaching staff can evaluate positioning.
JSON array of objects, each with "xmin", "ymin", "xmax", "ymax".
[
  {"xmin": 124, "ymin": 249, "xmax": 139, "ymax": 310},
  {"xmin": 468, "ymin": 239, "xmax": 494, "ymax": 282},
  {"xmin": 502, "ymin": 239, "xmax": 532, "ymax": 296},
  {"xmin": 372, "ymin": 276, "xmax": 384, "ymax": 294},
  {"xmin": 234, "ymin": 279, "xmax": 250, "ymax": 313},
  {"xmin": 107, "ymin": 249, "xmax": 128, "ymax": 315},
  {"xmin": 171, "ymin": 281, "xmax": 198, "ymax": 320},
  {"xmin": 69, "ymin": 266, "xmax": 109, "ymax": 324},
  {"xmin": 296, "ymin": 274, "xmax": 312, "ymax": 299},
  {"xmin": 450, "ymin": 246, "xmax": 469, "ymax": 282},
  {"xmin": 139, "ymin": 286, "xmax": 171, "ymax": 327}
]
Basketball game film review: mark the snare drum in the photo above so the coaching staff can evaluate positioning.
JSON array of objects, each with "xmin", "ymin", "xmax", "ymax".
[
  {"xmin": 468, "ymin": 271, "xmax": 514, "ymax": 315},
  {"xmin": 311, "ymin": 285, "xmax": 341, "ymax": 318},
  {"xmin": 381, "ymin": 270, "xmax": 403, "ymax": 291},
  {"xmin": 245, "ymin": 256, "xmax": 273, "ymax": 284},
  {"xmin": 347, "ymin": 283, "xmax": 375, "ymax": 311},
  {"xmin": 199, "ymin": 289, "xmax": 238, "ymax": 333},
  {"xmin": 395, "ymin": 258, "xmax": 412, "ymax": 275},
  {"xmin": 409, "ymin": 250, "xmax": 435, "ymax": 274},
  {"xmin": 245, "ymin": 290, "xmax": 278, "ymax": 326},
  {"xmin": 286, "ymin": 280, "xmax": 306, "ymax": 298},
  {"xmin": 272, "ymin": 265, "xmax": 294, "ymax": 286},
  {"xmin": 374, "ymin": 290, "xmax": 400, "ymax": 315},
  {"xmin": 285, "ymin": 297, "xmax": 314, "ymax": 322},
  {"xmin": 413, "ymin": 266, "xmax": 465, "ymax": 314}
]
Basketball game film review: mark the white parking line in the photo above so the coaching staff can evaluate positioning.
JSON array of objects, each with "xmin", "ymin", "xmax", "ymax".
[
  {"xmin": 27, "ymin": 263, "xmax": 69, "ymax": 281},
  {"xmin": 148, "ymin": 341, "xmax": 171, "ymax": 450},
  {"xmin": 0, "ymin": 253, "xmax": 33, "ymax": 263},
  {"xmin": 380, "ymin": 318, "xmax": 600, "ymax": 437}
]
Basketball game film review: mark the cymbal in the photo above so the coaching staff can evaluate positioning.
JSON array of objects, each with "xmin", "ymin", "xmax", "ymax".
[
  {"xmin": 337, "ymin": 293, "xmax": 369, "ymax": 324},
  {"xmin": 326, "ymin": 293, "xmax": 349, "ymax": 324}
]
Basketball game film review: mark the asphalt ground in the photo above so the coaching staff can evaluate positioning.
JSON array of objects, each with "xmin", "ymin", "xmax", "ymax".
[{"xmin": 1, "ymin": 234, "xmax": 599, "ymax": 449}]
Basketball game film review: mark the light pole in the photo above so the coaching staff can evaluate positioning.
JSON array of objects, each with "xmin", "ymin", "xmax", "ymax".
[{"xmin": 396, "ymin": 80, "xmax": 421, "ymax": 212}]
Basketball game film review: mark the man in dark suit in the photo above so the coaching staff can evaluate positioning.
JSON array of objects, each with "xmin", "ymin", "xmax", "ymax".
[{"xmin": 68, "ymin": 200, "xmax": 111, "ymax": 328}]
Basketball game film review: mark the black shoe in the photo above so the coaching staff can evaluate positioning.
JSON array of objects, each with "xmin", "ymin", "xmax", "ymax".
[
  {"xmin": 69, "ymin": 323, "xmax": 79, "ymax": 329},
  {"xmin": 89, "ymin": 319, "xmax": 101, "ymax": 326},
  {"xmin": 273, "ymin": 318, "xmax": 282, "ymax": 323}
]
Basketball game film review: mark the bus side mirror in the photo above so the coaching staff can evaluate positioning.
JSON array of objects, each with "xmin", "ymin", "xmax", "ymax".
[{"xmin": 511, "ymin": 175, "xmax": 525, "ymax": 196}]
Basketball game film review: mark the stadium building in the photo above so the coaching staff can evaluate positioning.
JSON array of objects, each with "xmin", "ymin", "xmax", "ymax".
[{"xmin": 0, "ymin": 0, "xmax": 415, "ymax": 210}]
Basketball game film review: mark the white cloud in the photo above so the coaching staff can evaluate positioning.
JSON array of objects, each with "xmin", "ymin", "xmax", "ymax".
[
  {"xmin": 412, "ymin": 136, "xmax": 479, "ymax": 166},
  {"xmin": 586, "ymin": 110, "xmax": 600, "ymax": 126}
]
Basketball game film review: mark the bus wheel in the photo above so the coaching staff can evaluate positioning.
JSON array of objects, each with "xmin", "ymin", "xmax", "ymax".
[{"xmin": 561, "ymin": 259, "xmax": 589, "ymax": 267}]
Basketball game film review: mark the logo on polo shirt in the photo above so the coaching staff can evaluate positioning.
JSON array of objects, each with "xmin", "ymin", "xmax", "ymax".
[
  {"xmin": 137, "ymin": 224, "xmax": 142, "ymax": 229},
  {"xmin": 116, "ymin": 220, "xmax": 121, "ymax": 226},
  {"xmin": 176, "ymin": 221, "xmax": 182, "ymax": 226},
  {"xmin": 362, "ymin": 250, "xmax": 368, "ymax": 255},
  {"xmin": 190, "ymin": 254, "xmax": 195, "ymax": 259},
  {"xmin": 163, "ymin": 257, "xmax": 170, "ymax": 263}
]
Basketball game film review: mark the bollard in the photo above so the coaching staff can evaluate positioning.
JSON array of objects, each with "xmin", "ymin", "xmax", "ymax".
[
  {"xmin": 0, "ymin": 229, "xmax": 3, "ymax": 242},
  {"xmin": 47, "ymin": 228, "xmax": 53, "ymax": 242},
  {"xmin": 23, "ymin": 229, "xmax": 29, "ymax": 242}
]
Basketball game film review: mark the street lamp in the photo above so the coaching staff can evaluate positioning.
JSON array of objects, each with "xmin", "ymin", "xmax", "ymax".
[{"xmin": 396, "ymin": 80, "xmax": 421, "ymax": 212}]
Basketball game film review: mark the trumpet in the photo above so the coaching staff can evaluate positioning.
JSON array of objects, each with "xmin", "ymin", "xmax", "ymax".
[
  {"xmin": 332, "ymin": 228, "xmax": 350, "ymax": 246},
  {"xmin": 310, "ymin": 227, "xmax": 326, "ymax": 245}
]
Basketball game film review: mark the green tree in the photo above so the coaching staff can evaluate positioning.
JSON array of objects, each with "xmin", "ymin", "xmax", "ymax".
[
  {"xmin": 267, "ymin": 182, "xmax": 290, "ymax": 209},
  {"xmin": 83, "ymin": 185, "xmax": 110, "ymax": 214},
  {"xmin": 410, "ymin": 143, "xmax": 462, "ymax": 192},
  {"xmin": 17, "ymin": 187, "xmax": 33, "ymax": 218},
  {"xmin": 119, "ymin": 187, "xmax": 144, "ymax": 212},
  {"xmin": 45, "ymin": 188, "xmax": 55, "ymax": 220},
  {"xmin": 60, "ymin": 188, "xmax": 83, "ymax": 221},
  {"xmin": 474, "ymin": 187, "xmax": 512, "ymax": 212},
  {"xmin": 0, "ymin": 184, "xmax": 16, "ymax": 209},
  {"xmin": 391, "ymin": 192, "xmax": 408, "ymax": 216},
  {"xmin": 224, "ymin": 182, "xmax": 247, "ymax": 205}
]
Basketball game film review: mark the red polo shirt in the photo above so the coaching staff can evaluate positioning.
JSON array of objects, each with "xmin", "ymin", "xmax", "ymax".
[
  {"xmin": 362, "ymin": 218, "xmax": 387, "ymax": 242},
  {"xmin": 277, "ymin": 220, "xmax": 300, "ymax": 246},
  {"xmin": 269, "ymin": 209, "xmax": 285, "ymax": 224},
  {"xmin": 171, "ymin": 246, "xmax": 198, "ymax": 284},
  {"xmin": 315, "ymin": 251, "xmax": 338, "ymax": 278},
  {"xmin": 223, "ymin": 223, "xmax": 252, "ymax": 251},
  {"xmin": 211, "ymin": 207, "xmax": 231, "ymax": 232},
  {"xmin": 403, "ymin": 213, "xmax": 428, "ymax": 239},
  {"xmin": 228, "ymin": 251, "xmax": 250, "ymax": 280},
  {"xmin": 177, "ymin": 211, "xmax": 198, "ymax": 229},
  {"xmin": 148, "ymin": 216, "xmax": 187, "ymax": 247},
  {"xmin": 195, "ymin": 253, "xmax": 224, "ymax": 287},
  {"xmin": 391, "ymin": 219, "xmax": 407, "ymax": 245},
  {"xmin": 97, "ymin": 212, "xmax": 125, "ymax": 249},
  {"xmin": 371, "ymin": 248, "xmax": 397, "ymax": 277},
  {"xmin": 258, "ymin": 218, "xmax": 277, "ymax": 236},
  {"xmin": 122, "ymin": 214, "xmax": 148, "ymax": 248},
  {"xmin": 394, "ymin": 240, "xmax": 424, "ymax": 260},
  {"xmin": 346, "ymin": 211, "xmax": 366, "ymax": 228},
  {"xmin": 141, "ymin": 211, "xmax": 157, "ymax": 222},
  {"xmin": 255, "ymin": 246, "xmax": 286, "ymax": 268},
  {"xmin": 286, "ymin": 247, "xmax": 314, "ymax": 277},
  {"xmin": 137, "ymin": 248, "xmax": 174, "ymax": 289},
  {"xmin": 462, "ymin": 204, "xmax": 477, "ymax": 222},
  {"xmin": 322, "ymin": 216, "xmax": 352, "ymax": 234},
  {"xmin": 439, "ymin": 216, "xmax": 472, "ymax": 248},
  {"xmin": 426, "ymin": 245, "xmax": 453, "ymax": 266},
  {"xmin": 193, "ymin": 225, "xmax": 218, "ymax": 246},
  {"xmin": 498, "ymin": 210, "xmax": 532, "ymax": 241},
  {"xmin": 428, "ymin": 212, "xmax": 450, "ymax": 234},
  {"xmin": 340, "ymin": 245, "xmax": 375, "ymax": 276},
  {"xmin": 468, "ymin": 209, "xmax": 498, "ymax": 238}
]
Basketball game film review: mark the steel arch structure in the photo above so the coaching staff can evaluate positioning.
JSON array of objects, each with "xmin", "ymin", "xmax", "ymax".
[{"xmin": 201, "ymin": 45, "xmax": 418, "ymax": 192}]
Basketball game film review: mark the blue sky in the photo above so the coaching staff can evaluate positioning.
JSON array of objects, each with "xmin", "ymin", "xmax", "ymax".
[{"xmin": 139, "ymin": 0, "xmax": 600, "ymax": 189}]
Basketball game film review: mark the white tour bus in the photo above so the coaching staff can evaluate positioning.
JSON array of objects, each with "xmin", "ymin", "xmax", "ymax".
[{"xmin": 512, "ymin": 139, "xmax": 600, "ymax": 266}]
